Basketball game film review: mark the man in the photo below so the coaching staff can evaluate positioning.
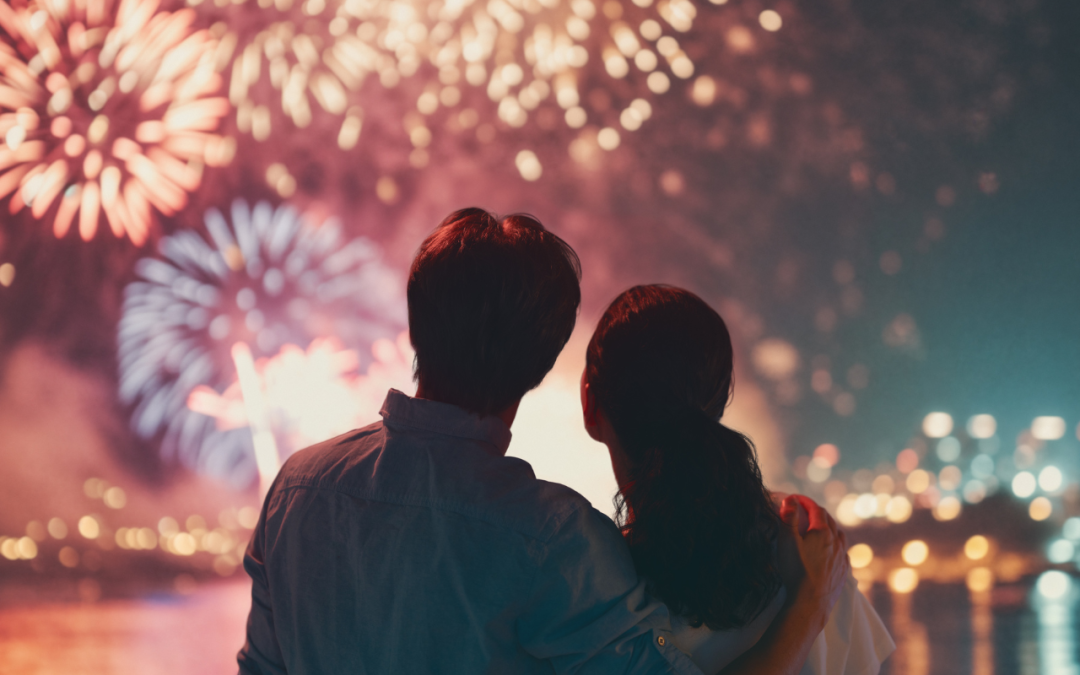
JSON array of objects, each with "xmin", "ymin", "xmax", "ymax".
[{"xmin": 238, "ymin": 208, "xmax": 846, "ymax": 674}]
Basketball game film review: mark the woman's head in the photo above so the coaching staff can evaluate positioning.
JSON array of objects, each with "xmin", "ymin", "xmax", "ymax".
[{"xmin": 584, "ymin": 285, "xmax": 781, "ymax": 630}]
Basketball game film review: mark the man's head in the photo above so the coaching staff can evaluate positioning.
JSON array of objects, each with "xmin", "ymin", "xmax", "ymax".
[{"xmin": 407, "ymin": 208, "xmax": 581, "ymax": 417}]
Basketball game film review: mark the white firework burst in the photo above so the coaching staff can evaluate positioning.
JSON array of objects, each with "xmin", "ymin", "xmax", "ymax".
[{"xmin": 117, "ymin": 198, "xmax": 406, "ymax": 485}]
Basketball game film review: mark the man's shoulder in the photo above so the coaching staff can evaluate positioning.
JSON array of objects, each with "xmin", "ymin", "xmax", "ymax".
[
  {"xmin": 276, "ymin": 421, "xmax": 386, "ymax": 481},
  {"xmin": 269, "ymin": 422, "xmax": 605, "ymax": 544}
]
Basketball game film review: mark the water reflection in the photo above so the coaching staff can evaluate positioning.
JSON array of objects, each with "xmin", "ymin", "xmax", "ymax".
[
  {"xmin": 970, "ymin": 587, "xmax": 993, "ymax": 675},
  {"xmin": 0, "ymin": 576, "xmax": 1078, "ymax": 674},
  {"xmin": 880, "ymin": 576, "xmax": 1080, "ymax": 675},
  {"xmin": 889, "ymin": 590, "xmax": 930, "ymax": 675},
  {"xmin": 1035, "ymin": 572, "xmax": 1079, "ymax": 675}
]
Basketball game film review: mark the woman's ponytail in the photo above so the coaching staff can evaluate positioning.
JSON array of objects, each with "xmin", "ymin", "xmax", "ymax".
[
  {"xmin": 614, "ymin": 405, "xmax": 782, "ymax": 629},
  {"xmin": 588, "ymin": 285, "xmax": 783, "ymax": 630}
]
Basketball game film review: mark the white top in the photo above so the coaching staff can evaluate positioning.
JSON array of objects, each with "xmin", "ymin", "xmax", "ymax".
[{"xmin": 671, "ymin": 574, "xmax": 895, "ymax": 675}]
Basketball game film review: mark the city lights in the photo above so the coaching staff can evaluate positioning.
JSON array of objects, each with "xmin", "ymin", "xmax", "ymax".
[
  {"xmin": 885, "ymin": 496, "xmax": 913, "ymax": 524},
  {"xmin": 922, "ymin": 412, "xmax": 954, "ymax": 438},
  {"xmin": 964, "ymin": 535, "xmax": 990, "ymax": 561},
  {"xmin": 1039, "ymin": 466, "xmax": 1063, "ymax": 493},
  {"xmin": 901, "ymin": 540, "xmax": 929, "ymax": 566},
  {"xmin": 888, "ymin": 568, "xmax": 919, "ymax": 594},
  {"xmin": 1032, "ymin": 417, "xmax": 1066, "ymax": 441},
  {"xmin": 1012, "ymin": 472, "xmax": 1037, "ymax": 498},
  {"xmin": 1036, "ymin": 571, "xmax": 1071, "ymax": 600},
  {"xmin": 935, "ymin": 436, "xmax": 961, "ymax": 462},
  {"xmin": 932, "ymin": 496, "xmax": 961, "ymax": 521},
  {"xmin": 966, "ymin": 567, "xmax": 993, "ymax": 593},
  {"xmin": 967, "ymin": 414, "xmax": 997, "ymax": 439},
  {"xmin": 848, "ymin": 543, "xmax": 874, "ymax": 569},
  {"xmin": 1029, "ymin": 497, "xmax": 1053, "ymax": 522},
  {"xmin": 1047, "ymin": 539, "xmax": 1075, "ymax": 564}
]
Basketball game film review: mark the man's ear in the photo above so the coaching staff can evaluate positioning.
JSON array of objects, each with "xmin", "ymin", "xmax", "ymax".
[{"xmin": 580, "ymin": 374, "xmax": 604, "ymax": 443}]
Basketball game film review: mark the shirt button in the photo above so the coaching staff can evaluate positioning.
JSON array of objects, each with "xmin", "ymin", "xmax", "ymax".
[{"xmin": 657, "ymin": 636, "xmax": 666, "ymax": 646}]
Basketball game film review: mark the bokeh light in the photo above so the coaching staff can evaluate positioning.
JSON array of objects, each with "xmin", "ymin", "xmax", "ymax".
[
  {"xmin": 1032, "ymin": 416, "xmax": 1066, "ymax": 441},
  {"xmin": 1039, "ymin": 466, "xmax": 1063, "ymax": 493},
  {"xmin": 967, "ymin": 414, "xmax": 997, "ymax": 439},
  {"xmin": 896, "ymin": 448, "xmax": 919, "ymax": 474},
  {"xmin": 1036, "ymin": 570, "xmax": 1071, "ymax": 600},
  {"xmin": 889, "ymin": 567, "xmax": 919, "ymax": 594},
  {"xmin": 757, "ymin": 10, "xmax": 782, "ymax": 32},
  {"xmin": 885, "ymin": 495, "xmax": 913, "ymax": 523},
  {"xmin": 1029, "ymin": 497, "xmax": 1052, "ymax": 521},
  {"xmin": 1012, "ymin": 472, "xmax": 1037, "ymax": 499},
  {"xmin": 964, "ymin": 535, "xmax": 990, "ymax": 560},
  {"xmin": 932, "ymin": 496, "xmax": 961, "ymax": 521},
  {"xmin": 906, "ymin": 469, "xmax": 931, "ymax": 494},
  {"xmin": 938, "ymin": 465, "xmax": 961, "ymax": 491},
  {"xmin": 848, "ymin": 543, "xmax": 873, "ymax": 569},
  {"xmin": 1065, "ymin": 517, "xmax": 1080, "ymax": 541},
  {"xmin": 1048, "ymin": 539, "xmax": 1075, "ymax": 564},
  {"xmin": 935, "ymin": 436, "xmax": 961, "ymax": 462},
  {"xmin": 806, "ymin": 456, "xmax": 831, "ymax": 483},
  {"xmin": 813, "ymin": 443, "xmax": 840, "ymax": 467},
  {"xmin": 966, "ymin": 567, "xmax": 993, "ymax": 593},
  {"xmin": 922, "ymin": 412, "xmax": 953, "ymax": 438},
  {"xmin": 970, "ymin": 454, "xmax": 994, "ymax": 479},
  {"xmin": 901, "ymin": 540, "xmax": 929, "ymax": 566}
]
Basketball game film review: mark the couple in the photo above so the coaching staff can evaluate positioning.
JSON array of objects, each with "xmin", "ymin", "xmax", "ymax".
[{"xmin": 237, "ymin": 209, "xmax": 893, "ymax": 674}]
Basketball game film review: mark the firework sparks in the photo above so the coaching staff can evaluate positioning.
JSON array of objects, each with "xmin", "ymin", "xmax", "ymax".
[
  {"xmin": 188, "ymin": 333, "xmax": 415, "ymax": 459},
  {"xmin": 0, "ymin": 0, "xmax": 233, "ymax": 244},
  {"xmin": 209, "ymin": 0, "xmax": 700, "ymax": 163},
  {"xmin": 117, "ymin": 198, "xmax": 406, "ymax": 485}
]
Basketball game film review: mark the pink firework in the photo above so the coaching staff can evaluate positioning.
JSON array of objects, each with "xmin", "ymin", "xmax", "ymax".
[{"xmin": 0, "ymin": 0, "xmax": 233, "ymax": 245}]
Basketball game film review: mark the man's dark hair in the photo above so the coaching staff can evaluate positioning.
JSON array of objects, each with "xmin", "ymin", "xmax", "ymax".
[{"xmin": 407, "ymin": 207, "xmax": 581, "ymax": 417}]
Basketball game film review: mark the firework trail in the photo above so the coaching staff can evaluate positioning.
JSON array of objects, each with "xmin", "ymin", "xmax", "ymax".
[
  {"xmin": 118, "ymin": 198, "xmax": 406, "ymax": 485},
  {"xmin": 0, "ymin": 0, "xmax": 234, "ymax": 245}
]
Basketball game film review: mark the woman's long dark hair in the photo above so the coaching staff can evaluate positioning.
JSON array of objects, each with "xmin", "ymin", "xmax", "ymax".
[{"xmin": 586, "ymin": 285, "xmax": 782, "ymax": 630}]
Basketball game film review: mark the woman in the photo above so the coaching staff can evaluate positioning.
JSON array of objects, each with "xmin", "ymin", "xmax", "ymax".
[{"xmin": 581, "ymin": 285, "xmax": 894, "ymax": 674}]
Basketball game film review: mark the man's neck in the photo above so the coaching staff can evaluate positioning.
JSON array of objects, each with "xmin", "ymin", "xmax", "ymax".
[{"xmin": 414, "ymin": 384, "xmax": 521, "ymax": 430}]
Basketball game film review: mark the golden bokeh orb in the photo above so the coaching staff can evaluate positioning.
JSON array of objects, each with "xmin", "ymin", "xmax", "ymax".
[
  {"xmin": 964, "ymin": 535, "xmax": 990, "ymax": 560},
  {"xmin": 901, "ymin": 540, "xmax": 929, "ymax": 566},
  {"xmin": 848, "ymin": 543, "xmax": 874, "ymax": 569}
]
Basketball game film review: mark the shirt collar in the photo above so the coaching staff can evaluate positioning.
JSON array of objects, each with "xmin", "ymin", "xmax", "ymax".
[{"xmin": 379, "ymin": 389, "xmax": 513, "ymax": 456}]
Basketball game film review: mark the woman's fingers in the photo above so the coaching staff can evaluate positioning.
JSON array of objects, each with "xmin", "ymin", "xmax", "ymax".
[
  {"xmin": 779, "ymin": 494, "xmax": 799, "ymax": 522},
  {"xmin": 794, "ymin": 495, "xmax": 833, "ymax": 534}
]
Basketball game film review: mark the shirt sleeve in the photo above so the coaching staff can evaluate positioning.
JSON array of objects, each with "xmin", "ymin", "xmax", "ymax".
[
  {"xmin": 515, "ymin": 504, "xmax": 704, "ymax": 675},
  {"xmin": 801, "ymin": 574, "xmax": 895, "ymax": 675},
  {"xmin": 237, "ymin": 492, "xmax": 288, "ymax": 675}
]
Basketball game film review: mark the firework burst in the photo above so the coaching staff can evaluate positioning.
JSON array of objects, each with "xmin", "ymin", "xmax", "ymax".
[
  {"xmin": 207, "ymin": 0, "xmax": 701, "ymax": 162},
  {"xmin": 117, "ymin": 198, "xmax": 406, "ymax": 484},
  {"xmin": 187, "ymin": 333, "xmax": 415, "ymax": 459},
  {"xmin": 0, "ymin": 0, "xmax": 233, "ymax": 245}
]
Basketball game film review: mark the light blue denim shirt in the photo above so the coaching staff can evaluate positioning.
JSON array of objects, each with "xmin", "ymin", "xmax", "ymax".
[{"xmin": 238, "ymin": 389, "xmax": 702, "ymax": 675}]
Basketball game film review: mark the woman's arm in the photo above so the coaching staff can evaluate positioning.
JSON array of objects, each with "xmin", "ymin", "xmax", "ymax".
[{"xmin": 717, "ymin": 495, "xmax": 850, "ymax": 675}]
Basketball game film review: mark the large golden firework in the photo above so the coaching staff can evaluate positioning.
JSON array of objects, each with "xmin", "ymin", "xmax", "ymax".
[
  {"xmin": 0, "ymin": 0, "xmax": 233, "ymax": 245},
  {"xmin": 213, "ymin": 0, "xmax": 702, "ymax": 158}
]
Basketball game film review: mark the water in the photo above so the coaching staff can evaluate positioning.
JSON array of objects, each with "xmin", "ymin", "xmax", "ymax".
[
  {"xmin": 0, "ymin": 579, "xmax": 1077, "ymax": 674},
  {"xmin": 875, "ymin": 580, "xmax": 1080, "ymax": 675}
]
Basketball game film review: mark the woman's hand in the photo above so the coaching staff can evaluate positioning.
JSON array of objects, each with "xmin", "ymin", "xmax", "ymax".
[{"xmin": 778, "ymin": 494, "xmax": 849, "ymax": 622}]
